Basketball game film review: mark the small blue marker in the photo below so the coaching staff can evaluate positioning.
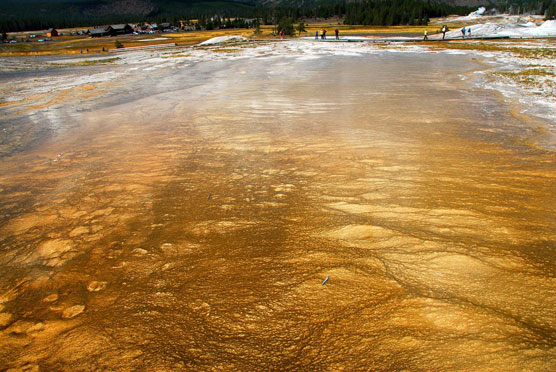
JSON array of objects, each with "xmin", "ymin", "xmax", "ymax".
[{"xmin": 322, "ymin": 276, "xmax": 329, "ymax": 286}]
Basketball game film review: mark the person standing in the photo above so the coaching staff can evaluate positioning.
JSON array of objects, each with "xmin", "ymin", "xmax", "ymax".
[
  {"xmin": 315, "ymin": 30, "xmax": 319, "ymax": 40},
  {"xmin": 461, "ymin": 27, "xmax": 466, "ymax": 39},
  {"xmin": 467, "ymin": 27, "xmax": 472, "ymax": 38},
  {"xmin": 322, "ymin": 29, "xmax": 326, "ymax": 40},
  {"xmin": 335, "ymin": 29, "xmax": 339, "ymax": 40},
  {"xmin": 424, "ymin": 29, "xmax": 428, "ymax": 40},
  {"xmin": 279, "ymin": 29, "xmax": 284, "ymax": 39},
  {"xmin": 441, "ymin": 25, "xmax": 447, "ymax": 40}
]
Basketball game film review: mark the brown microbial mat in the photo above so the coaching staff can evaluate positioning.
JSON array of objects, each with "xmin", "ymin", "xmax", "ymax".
[{"xmin": 1, "ymin": 48, "xmax": 555, "ymax": 371}]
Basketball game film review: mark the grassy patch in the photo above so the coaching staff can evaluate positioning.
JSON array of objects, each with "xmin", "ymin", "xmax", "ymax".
[
  {"xmin": 162, "ymin": 53, "xmax": 192, "ymax": 58},
  {"xmin": 428, "ymin": 40, "xmax": 556, "ymax": 59},
  {"xmin": 211, "ymin": 48, "xmax": 239, "ymax": 53},
  {"xmin": 498, "ymin": 68, "xmax": 554, "ymax": 78},
  {"xmin": 44, "ymin": 57, "xmax": 120, "ymax": 68},
  {"xmin": 496, "ymin": 68, "xmax": 555, "ymax": 89},
  {"xmin": 427, "ymin": 38, "xmax": 555, "ymax": 98},
  {"xmin": 67, "ymin": 57, "xmax": 120, "ymax": 66}
]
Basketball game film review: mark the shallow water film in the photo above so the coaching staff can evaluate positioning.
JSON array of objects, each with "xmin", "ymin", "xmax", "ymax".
[{"xmin": 1, "ymin": 45, "xmax": 556, "ymax": 371}]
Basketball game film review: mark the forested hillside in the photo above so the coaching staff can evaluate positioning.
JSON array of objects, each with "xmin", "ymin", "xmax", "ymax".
[
  {"xmin": 344, "ymin": 0, "xmax": 472, "ymax": 25},
  {"xmin": 1, "ymin": 0, "xmax": 554, "ymax": 33},
  {"xmin": 0, "ymin": 0, "xmax": 257, "ymax": 31},
  {"xmin": 496, "ymin": 0, "xmax": 555, "ymax": 15}
]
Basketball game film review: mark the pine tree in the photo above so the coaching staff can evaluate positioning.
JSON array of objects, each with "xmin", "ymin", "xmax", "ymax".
[
  {"xmin": 254, "ymin": 22, "xmax": 262, "ymax": 36},
  {"xmin": 296, "ymin": 22, "xmax": 306, "ymax": 36},
  {"xmin": 547, "ymin": 4, "xmax": 556, "ymax": 19},
  {"xmin": 278, "ymin": 17, "xmax": 294, "ymax": 36}
]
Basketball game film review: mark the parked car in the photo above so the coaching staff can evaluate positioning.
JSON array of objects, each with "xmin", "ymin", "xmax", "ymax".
[{"xmin": 9, "ymin": 40, "xmax": 17, "ymax": 43}]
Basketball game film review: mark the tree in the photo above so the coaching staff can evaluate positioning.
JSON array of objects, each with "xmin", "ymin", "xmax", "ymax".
[
  {"xmin": 1, "ymin": 31, "xmax": 7, "ymax": 42},
  {"xmin": 278, "ymin": 17, "xmax": 294, "ymax": 36},
  {"xmin": 253, "ymin": 22, "xmax": 262, "ymax": 36},
  {"xmin": 114, "ymin": 40, "xmax": 124, "ymax": 49},
  {"xmin": 296, "ymin": 22, "xmax": 306, "ymax": 36},
  {"xmin": 547, "ymin": 3, "xmax": 556, "ymax": 19}
]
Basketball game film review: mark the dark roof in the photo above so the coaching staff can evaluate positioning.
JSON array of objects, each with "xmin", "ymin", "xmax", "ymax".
[
  {"xmin": 111, "ymin": 24, "xmax": 130, "ymax": 30},
  {"xmin": 89, "ymin": 27, "xmax": 110, "ymax": 34}
]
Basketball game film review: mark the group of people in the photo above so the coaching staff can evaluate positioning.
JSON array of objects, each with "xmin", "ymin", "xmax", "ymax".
[
  {"xmin": 315, "ymin": 29, "xmax": 340, "ymax": 40},
  {"xmin": 278, "ymin": 28, "xmax": 340, "ymax": 40},
  {"xmin": 280, "ymin": 24, "xmax": 473, "ymax": 41},
  {"xmin": 423, "ymin": 25, "xmax": 472, "ymax": 40},
  {"xmin": 461, "ymin": 26, "xmax": 472, "ymax": 38},
  {"xmin": 425, "ymin": 25, "xmax": 449, "ymax": 40}
]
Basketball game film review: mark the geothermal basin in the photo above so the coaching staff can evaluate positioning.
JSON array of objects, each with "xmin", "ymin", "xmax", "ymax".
[{"xmin": 0, "ymin": 41, "xmax": 555, "ymax": 371}]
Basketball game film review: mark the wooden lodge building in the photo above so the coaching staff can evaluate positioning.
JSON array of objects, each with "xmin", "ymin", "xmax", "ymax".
[
  {"xmin": 111, "ymin": 24, "xmax": 133, "ymax": 35},
  {"xmin": 46, "ymin": 28, "xmax": 58, "ymax": 37},
  {"xmin": 88, "ymin": 24, "xmax": 133, "ymax": 38},
  {"xmin": 133, "ymin": 23, "xmax": 159, "ymax": 33}
]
